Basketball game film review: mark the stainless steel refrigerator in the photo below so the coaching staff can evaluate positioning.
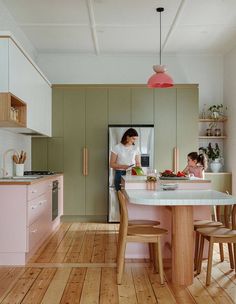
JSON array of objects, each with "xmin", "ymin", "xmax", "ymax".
[{"xmin": 108, "ymin": 125, "xmax": 154, "ymax": 222}]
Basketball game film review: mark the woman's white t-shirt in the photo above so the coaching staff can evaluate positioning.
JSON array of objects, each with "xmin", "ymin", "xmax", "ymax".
[{"xmin": 112, "ymin": 143, "xmax": 140, "ymax": 169}]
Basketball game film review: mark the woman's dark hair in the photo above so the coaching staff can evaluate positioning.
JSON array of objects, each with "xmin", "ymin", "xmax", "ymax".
[
  {"xmin": 188, "ymin": 152, "xmax": 208, "ymax": 170},
  {"xmin": 121, "ymin": 128, "xmax": 138, "ymax": 145}
]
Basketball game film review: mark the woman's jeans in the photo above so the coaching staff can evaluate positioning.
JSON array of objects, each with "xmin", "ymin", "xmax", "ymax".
[{"xmin": 114, "ymin": 170, "xmax": 126, "ymax": 191}]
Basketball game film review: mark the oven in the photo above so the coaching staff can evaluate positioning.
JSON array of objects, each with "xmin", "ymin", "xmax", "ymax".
[{"xmin": 52, "ymin": 180, "xmax": 59, "ymax": 221}]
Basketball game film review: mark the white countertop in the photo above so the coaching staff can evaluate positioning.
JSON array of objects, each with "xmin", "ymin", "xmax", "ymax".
[
  {"xmin": 122, "ymin": 175, "xmax": 211, "ymax": 183},
  {"xmin": 124, "ymin": 189, "xmax": 236, "ymax": 206}
]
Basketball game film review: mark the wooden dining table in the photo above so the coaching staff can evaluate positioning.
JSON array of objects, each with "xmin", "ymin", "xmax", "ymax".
[{"xmin": 124, "ymin": 189, "xmax": 236, "ymax": 286}]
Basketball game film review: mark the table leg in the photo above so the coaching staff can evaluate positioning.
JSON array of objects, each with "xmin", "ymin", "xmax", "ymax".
[{"xmin": 172, "ymin": 206, "xmax": 194, "ymax": 285}]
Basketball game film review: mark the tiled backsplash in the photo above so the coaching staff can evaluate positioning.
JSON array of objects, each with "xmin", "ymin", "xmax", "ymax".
[{"xmin": 0, "ymin": 130, "xmax": 31, "ymax": 177}]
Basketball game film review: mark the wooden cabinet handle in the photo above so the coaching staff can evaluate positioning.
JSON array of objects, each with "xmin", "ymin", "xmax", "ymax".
[
  {"xmin": 85, "ymin": 148, "xmax": 88, "ymax": 176},
  {"xmin": 83, "ymin": 148, "xmax": 88, "ymax": 176},
  {"xmin": 173, "ymin": 147, "xmax": 179, "ymax": 172}
]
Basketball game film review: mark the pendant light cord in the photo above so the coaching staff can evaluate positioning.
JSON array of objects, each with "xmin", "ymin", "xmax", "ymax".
[{"xmin": 159, "ymin": 10, "xmax": 162, "ymax": 65}]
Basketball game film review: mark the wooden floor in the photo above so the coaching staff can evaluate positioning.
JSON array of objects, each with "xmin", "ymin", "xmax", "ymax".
[{"xmin": 0, "ymin": 223, "xmax": 236, "ymax": 303}]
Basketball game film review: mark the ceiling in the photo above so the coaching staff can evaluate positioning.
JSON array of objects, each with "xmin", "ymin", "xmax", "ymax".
[{"xmin": 3, "ymin": 0, "xmax": 236, "ymax": 55}]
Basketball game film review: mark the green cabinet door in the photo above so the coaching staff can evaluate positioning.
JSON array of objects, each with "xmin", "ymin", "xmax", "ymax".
[
  {"xmin": 47, "ymin": 137, "xmax": 64, "ymax": 172},
  {"xmin": 177, "ymin": 88, "xmax": 198, "ymax": 170},
  {"xmin": 154, "ymin": 88, "xmax": 177, "ymax": 172},
  {"xmin": 31, "ymin": 138, "xmax": 48, "ymax": 170},
  {"xmin": 63, "ymin": 88, "xmax": 86, "ymax": 215},
  {"xmin": 131, "ymin": 88, "xmax": 154, "ymax": 124},
  {"xmin": 85, "ymin": 88, "xmax": 108, "ymax": 216},
  {"xmin": 52, "ymin": 87, "xmax": 64, "ymax": 137},
  {"xmin": 108, "ymin": 88, "xmax": 131, "ymax": 124}
]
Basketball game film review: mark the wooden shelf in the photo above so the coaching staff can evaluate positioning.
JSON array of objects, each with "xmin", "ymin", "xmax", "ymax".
[
  {"xmin": 199, "ymin": 136, "xmax": 226, "ymax": 139},
  {"xmin": 0, "ymin": 93, "xmax": 26, "ymax": 127},
  {"xmin": 199, "ymin": 118, "xmax": 227, "ymax": 122}
]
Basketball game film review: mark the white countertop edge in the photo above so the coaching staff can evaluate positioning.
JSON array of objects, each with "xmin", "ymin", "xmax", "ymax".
[{"xmin": 124, "ymin": 189, "xmax": 236, "ymax": 206}]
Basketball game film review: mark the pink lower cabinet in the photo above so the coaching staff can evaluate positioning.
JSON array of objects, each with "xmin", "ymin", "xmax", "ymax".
[{"xmin": 0, "ymin": 176, "xmax": 63, "ymax": 265}]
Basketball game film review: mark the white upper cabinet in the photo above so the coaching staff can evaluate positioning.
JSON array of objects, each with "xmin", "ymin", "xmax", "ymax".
[{"xmin": 0, "ymin": 36, "xmax": 52, "ymax": 136}]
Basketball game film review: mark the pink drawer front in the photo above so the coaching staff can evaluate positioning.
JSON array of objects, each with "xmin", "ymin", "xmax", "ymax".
[
  {"xmin": 28, "ymin": 192, "xmax": 50, "ymax": 226},
  {"xmin": 27, "ymin": 208, "xmax": 51, "ymax": 253},
  {"xmin": 27, "ymin": 180, "xmax": 52, "ymax": 201}
]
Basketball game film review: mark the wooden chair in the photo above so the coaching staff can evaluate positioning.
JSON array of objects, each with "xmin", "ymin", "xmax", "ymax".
[
  {"xmin": 196, "ymin": 204, "xmax": 236, "ymax": 285},
  {"xmin": 193, "ymin": 205, "xmax": 223, "ymax": 270},
  {"xmin": 117, "ymin": 190, "xmax": 168, "ymax": 285}
]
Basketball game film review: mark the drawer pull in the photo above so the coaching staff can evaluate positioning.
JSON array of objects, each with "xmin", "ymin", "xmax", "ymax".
[
  {"xmin": 39, "ymin": 200, "xmax": 46, "ymax": 206},
  {"xmin": 31, "ymin": 190, "xmax": 37, "ymax": 194},
  {"xmin": 31, "ymin": 205, "xmax": 38, "ymax": 210}
]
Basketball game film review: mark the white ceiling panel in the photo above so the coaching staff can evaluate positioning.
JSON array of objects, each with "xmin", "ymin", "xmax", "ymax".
[
  {"xmin": 21, "ymin": 25, "xmax": 94, "ymax": 52},
  {"xmin": 179, "ymin": 0, "xmax": 236, "ymax": 26},
  {"xmin": 93, "ymin": 0, "xmax": 181, "ymax": 26},
  {"xmin": 97, "ymin": 26, "xmax": 169, "ymax": 53},
  {"xmin": 3, "ymin": 0, "xmax": 90, "ymax": 24},
  {"xmin": 3, "ymin": 0, "xmax": 236, "ymax": 55}
]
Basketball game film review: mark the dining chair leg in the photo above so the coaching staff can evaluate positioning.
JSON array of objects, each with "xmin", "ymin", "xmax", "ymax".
[
  {"xmin": 197, "ymin": 234, "xmax": 205, "ymax": 275},
  {"xmin": 156, "ymin": 237, "xmax": 164, "ymax": 285},
  {"xmin": 149, "ymin": 243, "xmax": 154, "ymax": 263},
  {"xmin": 233, "ymin": 243, "xmax": 236, "ymax": 274},
  {"xmin": 227, "ymin": 243, "xmax": 234, "ymax": 269},
  {"xmin": 117, "ymin": 239, "xmax": 126, "ymax": 284},
  {"xmin": 206, "ymin": 238, "xmax": 214, "ymax": 286},
  {"xmin": 194, "ymin": 231, "xmax": 200, "ymax": 270},
  {"xmin": 219, "ymin": 243, "xmax": 224, "ymax": 262}
]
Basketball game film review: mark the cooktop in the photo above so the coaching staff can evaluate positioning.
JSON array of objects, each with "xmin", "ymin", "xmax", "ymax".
[{"xmin": 24, "ymin": 170, "xmax": 55, "ymax": 176}]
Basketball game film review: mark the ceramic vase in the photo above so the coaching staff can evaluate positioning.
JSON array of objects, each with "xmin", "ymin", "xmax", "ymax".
[{"xmin": 210, "ymin": 159, "xmax": 222, "ymax": 173}]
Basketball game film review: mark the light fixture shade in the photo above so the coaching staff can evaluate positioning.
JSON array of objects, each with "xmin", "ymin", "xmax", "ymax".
[{"xmin": 147, "ymin": 65, "xmax": 174, "ymax": 88}]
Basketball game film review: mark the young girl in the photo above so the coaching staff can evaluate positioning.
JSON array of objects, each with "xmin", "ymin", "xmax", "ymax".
[{"xmin": 183, "ymin": 152, "xmax": 207, "ymax": 178}]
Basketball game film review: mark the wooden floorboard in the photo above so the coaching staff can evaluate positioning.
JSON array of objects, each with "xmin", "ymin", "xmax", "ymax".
[{"xmin": 1, "ymin": 222, "xmax": 236, "ymax": 303}]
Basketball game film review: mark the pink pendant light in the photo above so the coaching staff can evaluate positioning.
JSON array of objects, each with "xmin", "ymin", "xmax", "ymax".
[{"xmin": 147, "ymin": 7, "xmax": 174, "ymax": 88}]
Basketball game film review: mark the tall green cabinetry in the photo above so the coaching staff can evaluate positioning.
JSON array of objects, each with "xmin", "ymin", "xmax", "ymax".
[
  {"xmin": 154, "ymin": 86, "xmax": 198, "ymax": 172},
  {"xmin": 32, "ymin": 84, "xmax": 198, "ymax": 221}
]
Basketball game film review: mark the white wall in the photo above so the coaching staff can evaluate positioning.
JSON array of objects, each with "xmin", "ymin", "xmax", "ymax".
[
  {"xmin": 0, "ymin": 0, "xmax": 37, "ymax": 175},
  {"xmin": 224, "ymin": 47, "xmax": 236, "ymax": 194},
  {"xmin": 0, "ymin": 0, "xmax": 37, "ymax": 60},
  {"xmin": 0, "ymin": 130, "xmax": 31, "ymax": 177},
  {"xmin": 37, "ymin": 52, "xmax": 223, "ymax": 109}
]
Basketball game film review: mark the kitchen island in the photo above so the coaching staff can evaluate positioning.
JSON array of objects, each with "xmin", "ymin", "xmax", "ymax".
[{"xmin": 124, "ymin": 188, "xmax": 236, "ymax": 286}]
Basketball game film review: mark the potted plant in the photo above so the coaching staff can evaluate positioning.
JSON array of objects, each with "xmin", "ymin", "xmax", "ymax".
[
  {"xmin": 208, "ymin": 104, "xmax": 224, "ymax": 119},
  {"xmin": 199, "ymin": 143, "xmax": 223, "ymax": 172}
]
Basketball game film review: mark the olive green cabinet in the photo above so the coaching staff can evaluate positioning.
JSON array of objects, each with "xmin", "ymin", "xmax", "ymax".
[
  {"xmin": 108, "ymin": 87, "xmax": 154, "ymax": 125},
  {"xmin": 154, "ymin": 86, "xmax": 198, "ymax": 172},
  {"xmin": 108, "ymin": 88, "xmax": 131, "ymax": 124},
  {"xmin": 131, "ymin": 88, "xmax": 154, "ymax": 124},
  {"xmin": 154, "ymin": 88, "xmax": 176, "ymax": 172},
  {"xmin": 176, "ymin": 88, "xmax": 198, "ymax": 169},
  {"xmin": 63, "ymin": 88, "xmax": 86, "ymax": 215},
  {"xmin": 85, "ymin": 89, "xmax": 108, "ymax": 216}
]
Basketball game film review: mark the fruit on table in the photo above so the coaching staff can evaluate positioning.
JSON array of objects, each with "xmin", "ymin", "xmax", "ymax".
[
  {"xmin": 176, "ymin": 171, "xmax": 186, "ymax": 177},
  {"xmin": 147, "ymin": 176, "xmax": 157, "ymax": 182},
  {"xmin": 160, "ymin": 169, "xmax": 187, "ymax": 178}
]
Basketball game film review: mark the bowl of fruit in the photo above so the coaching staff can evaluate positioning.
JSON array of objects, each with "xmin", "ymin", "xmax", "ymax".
[{"xmin": 159, "ymin": 169, "xmax": 189, "ymax": 180}]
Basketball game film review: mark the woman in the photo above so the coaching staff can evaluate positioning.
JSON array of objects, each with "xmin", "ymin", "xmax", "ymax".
[{"xmin": 110, "ymin": 128, "xmax": 141, "ymax": 190}]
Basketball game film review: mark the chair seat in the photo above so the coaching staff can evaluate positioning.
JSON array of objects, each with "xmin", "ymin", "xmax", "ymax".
[
  {"xmin": 128, "ymin": 226, "xmax": 167, "ymax": 237},
  {"xmin": 197, "ymin": 227, "xmax": 236, "ymax": 238},
  {"xmin": 194, "ymin": 220, "xmax": 223, "ymax": 228},
  {"xmin": 128, "ymin": 219, "xmax": 160, "ymax": 227}
]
